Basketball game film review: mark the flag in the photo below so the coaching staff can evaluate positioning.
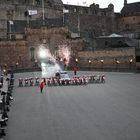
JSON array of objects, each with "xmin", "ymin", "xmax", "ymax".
[
  {"xmin": 63, "ymin": 9, "xmax": 69, "ymax": 13},
  {"xmin": 28, "ymin": 10, "xmax": 37, "ymax": 15},
  {"xmin": 9, "ymin": 21, "xmax": 14, "ymax": 25}
]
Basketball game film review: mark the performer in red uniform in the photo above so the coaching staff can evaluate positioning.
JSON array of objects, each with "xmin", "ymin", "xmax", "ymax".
[
  {"xmin": 39, "ymin": 81, "xmax": 44, "ymax": 93},
  {"xmin": 73, "ymin": 66, "xmax": 77, "ymax": 75}
]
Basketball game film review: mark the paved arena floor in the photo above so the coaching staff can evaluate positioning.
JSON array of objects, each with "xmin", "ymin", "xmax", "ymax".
[{"xmin": 5, "ymin": 71, "xmax": 140, "ymax": 140}]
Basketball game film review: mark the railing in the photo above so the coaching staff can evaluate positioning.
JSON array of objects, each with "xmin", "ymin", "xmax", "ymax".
[
  {"xmin": 13, "ymin": 67, "xmax": 41, "ymax": 73},
  {"xmin": 67, "ymin": 65, "xmax": 137, "ymax": 72}
]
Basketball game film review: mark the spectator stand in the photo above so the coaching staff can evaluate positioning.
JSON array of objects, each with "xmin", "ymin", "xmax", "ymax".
[{"xmin": 0, "ymin": 73, "xmax": 14, "ymax": 139}]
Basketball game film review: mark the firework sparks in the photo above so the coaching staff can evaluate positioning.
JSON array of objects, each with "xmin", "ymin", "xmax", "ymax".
[{"xmin": 57, "ymin": 45, "xmax": 71, "ymax": 64}]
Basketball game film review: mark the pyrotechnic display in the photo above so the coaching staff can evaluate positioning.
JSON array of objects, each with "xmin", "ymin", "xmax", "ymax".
[
  {"xmin": 58, "ymin": 45, "xmax": 71, "ymax": 64},
  {"xmin": 37, "ymin": 44, "xmax": 71, "ymax": 77}
]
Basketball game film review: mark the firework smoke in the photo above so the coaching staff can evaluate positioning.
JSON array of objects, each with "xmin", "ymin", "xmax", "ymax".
[{"xmin": 41, "ymin": 62, "xmax": 61, "ymax": 77}]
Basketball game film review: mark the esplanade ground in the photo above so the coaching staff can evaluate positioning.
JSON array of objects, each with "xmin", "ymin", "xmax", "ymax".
[{"xmin": 5, "ymin": 71, "xmax": 140, "ymax": 140}]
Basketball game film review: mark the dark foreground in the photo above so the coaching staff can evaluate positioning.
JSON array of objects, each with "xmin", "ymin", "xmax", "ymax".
[{"xmin": 5, "ymin": 71, "xmax": 140, "ymax": 140}]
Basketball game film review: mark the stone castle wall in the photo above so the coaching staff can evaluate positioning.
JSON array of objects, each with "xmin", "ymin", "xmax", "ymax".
[
  {"xmin": 64, "ymin": 3, "xmax": 116, "ymax": 36},
  {"xmin": 0, "ymin": 1, "xmax": 140, "ymax": 39},
  {"xmin": 77, "ymin": 48, "xmax": 135, "ymax": 68},
  {"xmin": 0, "ymin": 1, "xmax": 139, "ymax": 70},
  {"xmin": 0, "ymin": 1, "xmax": 117, "ymax": 39},
  {"xmin": 0, "ymin": 40, "xmax": 31, "ymax": 68},
  {"xmin": 0, "ymin": 28, "xmax": 136, "ymax": 70},
  {"xmin": 65, "ymin": 13, "xmax": 116, "ymax": 37},
  {"xmin": 118, "ymin": 15, "xmax": 140, "ymax": 35},
  {"xmin": 0, "ymin": 0, "xmax": 63, "ymax": 38}
]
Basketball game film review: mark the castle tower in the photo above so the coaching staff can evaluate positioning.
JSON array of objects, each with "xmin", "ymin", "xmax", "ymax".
[{"xmin": 124, "ymin": 0, "xmax": 127, "ymax": 6}]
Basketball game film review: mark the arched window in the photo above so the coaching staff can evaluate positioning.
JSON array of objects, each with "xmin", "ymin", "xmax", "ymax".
[
  {"xmin": 47, "ymin": 1, "xmax": 52, "ymax": 7},
  {"xmin": 30, "ymin": 47, "xmax": 35, "ymax": 60},
  {"xmin": 84, "ymin": 9, "xmax": 88, "ymax": 14},
  {"xmin": 36, "ymin": 0, "xmax": 40, "ymax": 5}
]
